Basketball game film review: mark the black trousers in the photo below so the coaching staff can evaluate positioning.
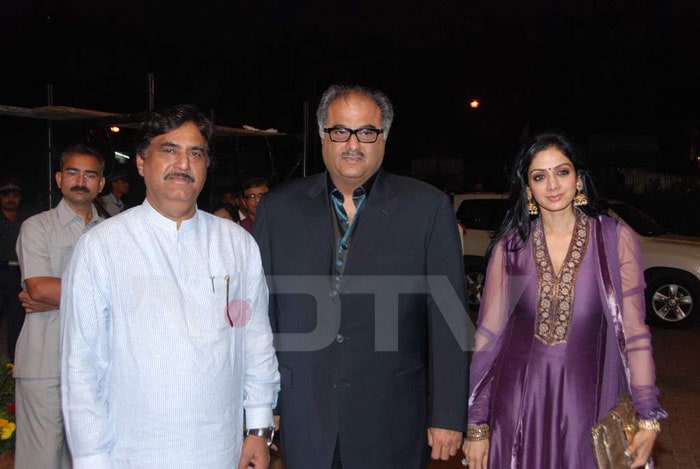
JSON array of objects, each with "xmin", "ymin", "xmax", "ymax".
[{"xmin": 0, "ymin": 266, "xmax": 24, "ymax": 362}]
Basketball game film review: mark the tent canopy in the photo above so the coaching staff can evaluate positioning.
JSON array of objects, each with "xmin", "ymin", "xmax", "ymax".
[
  {"xmin": 0, "ymin": 103, "xmax": 300, "ymax": 208},
  {"xmin": 0, "ymin": 104, "xmax": 289, "ymax": 137}
]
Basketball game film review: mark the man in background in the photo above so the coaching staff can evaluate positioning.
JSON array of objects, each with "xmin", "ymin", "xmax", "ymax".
[
  {"xmin": 96, "ymin": 169, "xmax": 130, "ymax": 217},
  {"xmin": 216, "ymin": 189, "xmax": 241, "ymax": 223},
  {"xmin": 239, "ymin": 177, "xmax": 269, "ymax": 233},
  {"xmin": 221, "ymin": 189, "xmax": 236, "ymax": 206},
  {"xmin": 0, "ymin": 179, "xmax": 30, "ymax": 361},
  {"xmin": 15, "ymin": 144, "xmax": 106, "ymax": 469}
]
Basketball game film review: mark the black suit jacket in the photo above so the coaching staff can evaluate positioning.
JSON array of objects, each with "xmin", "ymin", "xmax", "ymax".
[{"xmin": 254, "ymin": 170, "xmax": 469, "ymax": 469}]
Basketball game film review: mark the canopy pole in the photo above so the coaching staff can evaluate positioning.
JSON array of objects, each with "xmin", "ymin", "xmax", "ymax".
[
  {"xmin": 46, "ymin": 84, "xmax": 54, "ymax": 208},
  {"xmin": 147, "ymin": 73, "xmax": 155, "ymax": 112}
]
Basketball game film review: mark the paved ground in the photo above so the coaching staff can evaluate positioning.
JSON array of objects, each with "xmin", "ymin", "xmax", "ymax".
[{"xmin": 648, "ymin": 322, "xmax": 700, "ymax": 468}]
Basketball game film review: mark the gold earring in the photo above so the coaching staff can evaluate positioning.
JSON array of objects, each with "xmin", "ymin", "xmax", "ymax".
[
  {"xmin": 526, "ymin": 187, "xmax": 538, "ymax": 215},
  {"xmin": 573, "ymin": 176, "xmax": 588, "ymax": 207}
]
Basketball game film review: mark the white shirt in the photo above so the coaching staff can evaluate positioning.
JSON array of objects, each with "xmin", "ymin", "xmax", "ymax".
[{"xmin": 60, "ymin": 200, "xmax": 280, "ymax": 469}]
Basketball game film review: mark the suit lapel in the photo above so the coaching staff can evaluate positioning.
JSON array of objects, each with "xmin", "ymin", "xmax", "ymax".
[
  {"xmin": 343, "ymin": 170, "xmax": 397, "ymax": 277},
  {"xmin": 303, "ymin": 174, "xmax": 334, "ymax": 272}
]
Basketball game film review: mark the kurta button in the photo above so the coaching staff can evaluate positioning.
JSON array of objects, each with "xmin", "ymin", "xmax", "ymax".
[
  {"xmin": 329, "ymin": 290, "xmax": 338, "ymax": 298},
  {"xmin": 335, "ymin": 334, "xmax": 345, "ymax": 343}
]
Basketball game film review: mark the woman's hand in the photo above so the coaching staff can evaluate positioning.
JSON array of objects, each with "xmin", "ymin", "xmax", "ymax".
[
  {"xmin": 628, "ymin": 429, "xmax": 658, "ymax": 468},
  {"xmin": 462, "ymin": 438, "xmax": 489, "ymax": 469}
]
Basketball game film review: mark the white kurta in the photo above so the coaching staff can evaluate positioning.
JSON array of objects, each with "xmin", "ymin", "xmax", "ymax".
[{"xmin": 60, "ymin": 200, "xmax": 280, "ymax": 469}]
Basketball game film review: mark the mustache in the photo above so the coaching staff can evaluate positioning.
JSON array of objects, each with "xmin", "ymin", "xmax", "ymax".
[
  {"xmin": 69, "ymin": 186, "xmax": 90, "ymax": 193},
  {"xmin": 164, "ymin": 172, "xmax": 195, "ymax": 183},
  {"xmin": 341, "ymin": 150, "xmax": 364, "ymax": 158}
]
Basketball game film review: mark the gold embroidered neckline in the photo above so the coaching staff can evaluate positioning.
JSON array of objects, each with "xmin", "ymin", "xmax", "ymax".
[{"xmin": 532, "ymin": 211, "xmax": 589, "ymax": 345}]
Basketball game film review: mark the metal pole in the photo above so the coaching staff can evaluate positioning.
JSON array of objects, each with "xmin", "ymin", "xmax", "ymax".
[
  {"xmin": 147, "ymin": 73, "xmax": 155, "ymax": 111},
  {"xmin": 47, "ymin": 84, "xmax": 54, "ymax": 208}
]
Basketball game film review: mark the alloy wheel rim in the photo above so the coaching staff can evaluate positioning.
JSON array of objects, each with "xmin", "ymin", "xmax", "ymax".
[{"xmin": 652, "ymin": 283, "xmax": 693, "ymax": 322}]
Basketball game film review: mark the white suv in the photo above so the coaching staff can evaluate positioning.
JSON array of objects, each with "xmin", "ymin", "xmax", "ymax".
[{"xmin": 453, "ymin": 193, "xmax": 700, "ymax": 328}]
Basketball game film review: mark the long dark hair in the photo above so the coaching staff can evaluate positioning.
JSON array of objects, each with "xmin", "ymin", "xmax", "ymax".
[{"xmin": 487, "ymin": 132, "xmax": 604, "ymax": 257}]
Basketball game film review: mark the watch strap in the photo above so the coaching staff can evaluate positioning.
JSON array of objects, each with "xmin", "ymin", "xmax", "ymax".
[{"xmin": 246, "ymin": 427, "xmax": 275, "ymax": 446}]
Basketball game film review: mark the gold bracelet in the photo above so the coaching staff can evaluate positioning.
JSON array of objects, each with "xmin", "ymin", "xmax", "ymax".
[
  {"xmin": 466, "ymin": 424, "xmax": 490, "ymax": 441},
  {"xmin": 637, "ymin": 419, "xmax": 661, "ymax": 432}
]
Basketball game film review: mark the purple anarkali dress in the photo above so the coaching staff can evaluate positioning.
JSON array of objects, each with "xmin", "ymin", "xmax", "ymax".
[{"xmin": 468, "ymin": 214, "xmax": 667, "ymax": 468}]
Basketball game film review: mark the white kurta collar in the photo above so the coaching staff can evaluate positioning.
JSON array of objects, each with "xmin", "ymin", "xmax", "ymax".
[{"xmin": 141, "ymin": 198, "xmax": 199, "ymax": 233}]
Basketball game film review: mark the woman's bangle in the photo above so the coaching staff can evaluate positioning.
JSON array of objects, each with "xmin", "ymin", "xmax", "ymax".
[
  {"xmin": 637, "ymin": 419, "xmax": 661, "ymax": 433},
  {"xmin": 466, "ymin": 423, "xmax": 490, "ymax": 441}
]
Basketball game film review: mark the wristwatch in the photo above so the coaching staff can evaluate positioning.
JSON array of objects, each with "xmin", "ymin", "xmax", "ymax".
[{"xmin": 246, "ymin": 427, "xmax": 275, "ymax": 446}]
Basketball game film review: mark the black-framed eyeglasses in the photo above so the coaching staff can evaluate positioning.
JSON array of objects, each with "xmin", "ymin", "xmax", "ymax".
[
  {"xmin": 323, "ymin": 126, "xmax": 384, "ymax": 143},
  {"xmin": 244, "ymin": 192, "xmax": 267, "ymax": 200}
]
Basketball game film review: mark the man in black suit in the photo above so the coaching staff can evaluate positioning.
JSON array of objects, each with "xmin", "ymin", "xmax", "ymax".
[{"xmin": 254, "ymin": 84, "xmax": 469, "ymax": 469}]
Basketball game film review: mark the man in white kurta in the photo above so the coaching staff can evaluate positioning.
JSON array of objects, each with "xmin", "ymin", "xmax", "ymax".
[{"xmin": 60, "ymin": 104, "xmax": 280, "ymax": 469}]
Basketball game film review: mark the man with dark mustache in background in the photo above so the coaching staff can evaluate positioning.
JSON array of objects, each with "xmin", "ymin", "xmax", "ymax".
[{"xmin": 14, "ymin": 144, "xmax": 105, "ymax": 469}]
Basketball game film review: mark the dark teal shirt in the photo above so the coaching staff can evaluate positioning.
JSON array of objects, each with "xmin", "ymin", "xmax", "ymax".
[{"xmin": 327, "ymin": 172, "xmax": 377, "ymax": 284}]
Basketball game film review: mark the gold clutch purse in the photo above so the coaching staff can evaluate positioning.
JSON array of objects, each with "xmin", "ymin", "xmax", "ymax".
[{"xmin": 591, "ymin": 393, "xmax": 637, "ymax": 469}]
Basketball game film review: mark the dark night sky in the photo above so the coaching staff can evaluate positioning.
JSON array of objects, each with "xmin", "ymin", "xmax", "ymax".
[{"xmin": 2, "ymin": 0, "xmax": 700, "ymax": 200}]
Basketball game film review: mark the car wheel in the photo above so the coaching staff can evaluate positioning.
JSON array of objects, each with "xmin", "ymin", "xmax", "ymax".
[{"xmin": 645, "ymin": 271, "xmax": 698, "ymax": 328}]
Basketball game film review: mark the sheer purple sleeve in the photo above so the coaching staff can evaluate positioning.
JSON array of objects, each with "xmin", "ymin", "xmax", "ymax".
[
  {"xmin": 467, "ymin": 240, "xmax": 511, "ymax": 425},
  {"xmin": 617, "ymin": 223, "xmax": 668, "ymax": 420}
]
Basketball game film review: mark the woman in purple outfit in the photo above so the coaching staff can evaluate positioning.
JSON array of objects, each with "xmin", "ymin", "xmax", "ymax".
[{"xmin": 462, "ymin": 132, "xmax": 667, "ymax": 468}]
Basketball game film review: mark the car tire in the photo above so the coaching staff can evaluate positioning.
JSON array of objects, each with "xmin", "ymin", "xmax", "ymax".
[{"xmin": 645, "ymin": 270, "xmax": 699, "ymax": 328}]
